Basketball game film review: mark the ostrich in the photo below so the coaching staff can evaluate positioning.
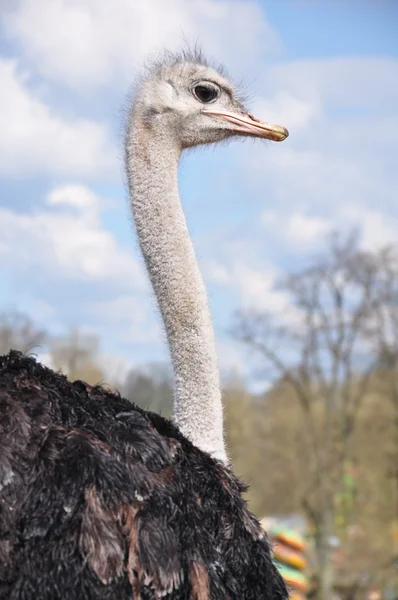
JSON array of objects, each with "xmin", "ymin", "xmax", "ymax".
[{"xmin": 0, "ymin": 50, "xmax": 289, "ymax": 599}]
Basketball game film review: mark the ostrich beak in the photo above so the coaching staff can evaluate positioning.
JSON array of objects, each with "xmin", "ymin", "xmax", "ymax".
[{"xmin": 202, "ymin": 108, "xmax": 289, "ymax": 142}]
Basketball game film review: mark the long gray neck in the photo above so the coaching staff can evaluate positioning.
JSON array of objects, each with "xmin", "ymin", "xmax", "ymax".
[{"xmin": 125, "ymin": 119, "xmax": 227, "ymax": 463}]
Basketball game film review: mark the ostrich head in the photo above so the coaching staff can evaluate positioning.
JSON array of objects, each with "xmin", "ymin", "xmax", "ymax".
[{"xmin": 131, "ymin": 50, "xmax": 288, "ymax": 149}]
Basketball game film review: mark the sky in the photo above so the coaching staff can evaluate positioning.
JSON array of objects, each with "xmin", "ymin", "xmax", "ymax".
[{"xmin": 0, "ymin": 0, "xmax": 397, "ymax": 386}]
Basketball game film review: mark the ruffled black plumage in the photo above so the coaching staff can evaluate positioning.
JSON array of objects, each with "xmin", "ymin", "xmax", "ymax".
[{"xmin": 0, "ymin": 350, "xmax": 287, "ymax": 599}]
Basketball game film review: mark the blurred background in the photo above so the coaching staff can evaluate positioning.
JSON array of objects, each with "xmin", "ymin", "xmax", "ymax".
[{"xmin": 1, "ymin": 0, "xmax": 397, "ymax": 598}]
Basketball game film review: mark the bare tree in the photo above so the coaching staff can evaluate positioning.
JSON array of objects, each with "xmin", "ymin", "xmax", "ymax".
[
  {"xmin": 122, "ymin": 363, "xmax": 173, "ymax": 418},
  {"xmin": 0, "ymin": 308, "xmax": 47, "ymax": 355},
  {"xmin": 50, "ymin": 328, "xmax": 104, "ymax": 385},
  {"xmin": 368, "ymin": 247, "xmax": 398, "ymax": 556},
  {"xmin": 233, "ymin": 234, "xmax": 391, "ymax": 600}
]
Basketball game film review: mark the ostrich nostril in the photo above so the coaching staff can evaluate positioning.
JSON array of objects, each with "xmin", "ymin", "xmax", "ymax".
[{"xmin": 247, "ymin": 112, "xmax": 261, "ymax": 123}]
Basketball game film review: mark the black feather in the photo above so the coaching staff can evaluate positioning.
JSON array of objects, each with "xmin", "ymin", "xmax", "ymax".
[{"xmin": 0, "ymin": 350, "xmax": 288, "ymax": 599}]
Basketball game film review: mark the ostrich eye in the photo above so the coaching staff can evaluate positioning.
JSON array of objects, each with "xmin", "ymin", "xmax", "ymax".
[{"xmin": 193, "ymin": 84, "xmax": 219, "ymax": 103}]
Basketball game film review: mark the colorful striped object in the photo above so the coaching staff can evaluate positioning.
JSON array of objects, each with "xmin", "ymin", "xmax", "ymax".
[
  {"xmin": 273, "ymin": 526, "xmax": 307, "ymax": 553},
  {"xmin": 267, "ymin": 521, "xmax": 310, "ymax": 598},
  {"xmin": 276, "ymin": 564, "xmax": 309, "ymax": 594},
  {"xmin": 273, "ymin": 542, "xmax": 307, "ymax": 571}
]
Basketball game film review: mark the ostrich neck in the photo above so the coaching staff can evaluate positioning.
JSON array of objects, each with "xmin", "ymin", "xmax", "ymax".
[{"xmin": 126, "ymin": 122, "xmax": 226, "ymax": 463}]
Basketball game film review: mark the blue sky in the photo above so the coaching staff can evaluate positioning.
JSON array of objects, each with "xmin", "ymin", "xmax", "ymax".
[{"xmin": 1, "ymin": 0, "xmax": 397, "ymax": 384}]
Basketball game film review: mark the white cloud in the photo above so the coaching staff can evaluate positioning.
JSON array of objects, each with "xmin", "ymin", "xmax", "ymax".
[
  {"xmin": 231, "ymin": 263, "xmax": 283, "ymax": 311},
  {"xmin": 89, "ymin": 294, "xmax": 162, "ymax": 345},
  {"xmin": 207, "ymin": 258, "xmax": 288, "ymax": 313},
  {"xmin": 343, "ymin": 208, "xmax": 398, "ymax": 251},
  {"xmin": 265, "ymin": 58, "xmax": 398, "ymax": 112},
  {"xmin": 0, "ymin": 184, "xmax": 145, "ymax": 288},
  {"xmin": 262, "ymin": 210, "xmax": 332, "ymax": 248},
  {"xmin": 2, "ymin": 0, "xmax": 281, "ymax": 91},
  {"xmin": 47, "ymin": 185, "xmax": 99, "ymax": 211},
  {"xmin": 0, "ymin": 59, "xmax": 116, "ymax": 178},
  {"xmin": 0, "ymin": 183, "xmax": 164, "ymax": 355},
  {"xmin": 205, "ymin": 260, "xmax": 231, "ymax": 285},
  {"xmin": 241, "ymin": 56, "xmax": 398, "ymax": 236},
  {"xmin": 251, "ymin": 92, "xmax": 321, "ymax": 131},
  {"xmin": 260, "ymin": 207, "xmax": 398, "ymax": 254}
]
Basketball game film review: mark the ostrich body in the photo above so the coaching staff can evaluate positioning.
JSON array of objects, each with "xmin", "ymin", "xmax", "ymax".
[{"xmin": 0, "ymin": 51, "xmax": 288, "ymax": 599}]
